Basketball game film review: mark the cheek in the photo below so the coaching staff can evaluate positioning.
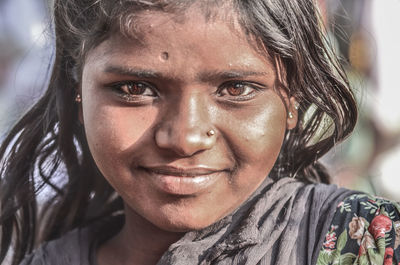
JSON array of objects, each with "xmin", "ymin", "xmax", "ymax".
[
  {"xmin": 220, "ymin": 100, "xmax": 287, "ymax": 174},
  {"xmin": 244, "ymin": 109, "xmax": 286, "ymax": 152},
  {"xmin": 82, "ymin": 101, "xmax": 158, "ymax": 172}
]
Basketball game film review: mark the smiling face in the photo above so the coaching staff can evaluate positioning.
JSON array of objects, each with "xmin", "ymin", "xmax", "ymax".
[{"xmin": 81, "ymin": 8, "xmax": 297, "ymax": 232}]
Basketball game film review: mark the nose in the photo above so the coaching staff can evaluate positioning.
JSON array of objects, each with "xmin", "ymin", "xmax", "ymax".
[{"xmin": 155, "ymin": 92, "xmax": 216, "ymax": 156}]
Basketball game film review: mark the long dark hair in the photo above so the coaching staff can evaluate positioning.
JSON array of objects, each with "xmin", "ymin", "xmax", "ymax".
[{"xmin": 0, "ymin": 0, "xmax": 357, "ymax": 264}]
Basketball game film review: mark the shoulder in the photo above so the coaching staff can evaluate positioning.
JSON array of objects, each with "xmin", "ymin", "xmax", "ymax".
[
  {"xmin": 19, "ymin": 216, "xmax": 123, "ymax": 265},
  {"xmin": 19, "ymin": 226, "xmax": 92, "ymax": 265},
  {"xmin": 317, "ymin": 193, "xmax": 400, "ymax": 265}
]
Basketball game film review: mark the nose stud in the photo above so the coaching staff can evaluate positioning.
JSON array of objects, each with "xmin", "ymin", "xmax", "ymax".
[{"xmin": 206, "ymin": 129, "xmax": 215, "ymax": 137}]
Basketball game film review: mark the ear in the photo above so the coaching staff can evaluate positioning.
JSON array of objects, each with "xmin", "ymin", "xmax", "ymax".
[
  {"xmin": 286, "ymin": 97, "xmax": 299, "ymax": 130},
  {"xmin": 274, "ymin": 57, "xmax": 298, "ymax": 130}
]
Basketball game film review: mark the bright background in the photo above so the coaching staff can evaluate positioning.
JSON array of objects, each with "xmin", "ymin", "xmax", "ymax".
[{"xmin": 0, "ymin": 0, "xmax": 399, "ymax": 200}]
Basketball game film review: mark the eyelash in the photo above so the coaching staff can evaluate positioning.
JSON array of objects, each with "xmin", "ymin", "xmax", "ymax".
[
  {"xmin": 107, "ymin": 80, "xmax": 264, "ymax": 103},
  {"xmin": 108, "ymin": 81, "xmax": 158, "ymax": 103},
  {"xmin": 216, "ymin": 81, "xmax": 264, "ymax": 101}
]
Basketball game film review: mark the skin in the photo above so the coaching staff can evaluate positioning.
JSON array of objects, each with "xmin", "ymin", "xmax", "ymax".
[{"xmin": 80, "ymin": 8, "xmax": 298, "ymax": 265}]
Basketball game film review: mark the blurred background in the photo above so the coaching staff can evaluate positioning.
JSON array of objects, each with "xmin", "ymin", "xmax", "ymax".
[
  {"xmin": 0, "ymin": 0, "xmax": 399, "ymax": 200},
  {"xmin": 317, "ymin": 0, "xmax": 400, "ymax": 201}
]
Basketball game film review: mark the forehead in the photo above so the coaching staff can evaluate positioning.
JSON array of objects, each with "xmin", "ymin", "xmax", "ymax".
[
  {"xmin": 114, "ymin": 4, "xmax": 242, "ymax": 44},
  {"xmin": 82, "ymin": 6, "xmax": 276, "ymax": 83},
  {"xmin": 87, "ymin": 7, "xmax": 269, "ymax": 66}
]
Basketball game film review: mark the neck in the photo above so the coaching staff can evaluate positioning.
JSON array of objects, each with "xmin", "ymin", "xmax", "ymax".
[{"xmin": 97, "ymin": 208, "xmax": 184, "ymax": 265}]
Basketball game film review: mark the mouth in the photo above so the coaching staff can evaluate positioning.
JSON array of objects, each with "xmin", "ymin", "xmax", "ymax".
[{"xmin": 140, "ymin": 165, "xmax": 226, "ymax": 195}]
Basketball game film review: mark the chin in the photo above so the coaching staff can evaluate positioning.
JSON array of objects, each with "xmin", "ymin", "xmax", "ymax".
[{"xmin": 154, "ymin": 211, "xmax": 222, "ymax": 232}]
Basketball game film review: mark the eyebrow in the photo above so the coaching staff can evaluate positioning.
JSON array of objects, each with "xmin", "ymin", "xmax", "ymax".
[
  {"xmin": 104, "ymin": 66, "xmax": 161, "ymax": 79},
  {"xmin": 197, "ymin": 70, "xmax": 270, "ymax": 82},
  {"xmin": 104, "ymin": 65, "xmax": 270, "ymax": 81}
]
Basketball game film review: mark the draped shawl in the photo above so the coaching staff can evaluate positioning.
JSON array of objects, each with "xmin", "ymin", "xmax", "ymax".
[{"xmin": 20, "ymin": 177, "xmax": 356, "ymax": 265}]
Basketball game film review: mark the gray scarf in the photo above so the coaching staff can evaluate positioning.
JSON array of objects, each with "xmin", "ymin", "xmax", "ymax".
[
  {"xmin": 20, "ymin": 177, "xmax": 355, "ymax": 265},
  {"xmin": 157, "ymin": 177, "xmax": 355, "ymax": 265}
]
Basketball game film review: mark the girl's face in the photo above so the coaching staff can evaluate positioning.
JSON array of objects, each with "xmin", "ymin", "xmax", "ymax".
[{"xmin": 81, "ymin": 9, "xmax": 297, "ymax": 231}]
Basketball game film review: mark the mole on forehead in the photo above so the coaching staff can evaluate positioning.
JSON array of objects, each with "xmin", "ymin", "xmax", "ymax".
[{"xmin": 160, "ymin": 51, "xmax": 169, "ymax": 61}]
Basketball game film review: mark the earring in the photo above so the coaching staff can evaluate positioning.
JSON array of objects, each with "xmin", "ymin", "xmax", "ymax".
[
  {"xmin": 206, "ymin": 129, "xmax": 215, "ymax": 137},
  {"xmin": 288, "ymin": 101, "xmax": 299, "ymax": 119},
  {"xmin": 75, "ymin": 93, "xmax": 82, "ymax": 103}
]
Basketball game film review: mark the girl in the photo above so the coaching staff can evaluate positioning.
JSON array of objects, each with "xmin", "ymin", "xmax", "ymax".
[{"xmin": 1, "ymin": 0, "xmax": 399, "ymax": 264}]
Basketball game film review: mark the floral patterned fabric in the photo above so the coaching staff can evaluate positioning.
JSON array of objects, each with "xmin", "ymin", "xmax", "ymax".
[{"xmin": 317, "ymin": 194, "xmax": 400, "ymax": 265}]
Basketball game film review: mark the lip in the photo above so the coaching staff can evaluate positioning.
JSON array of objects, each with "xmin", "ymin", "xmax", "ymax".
[{"xmin": 141, "ymin": 166, "xmax": 225, "ymax": 195}]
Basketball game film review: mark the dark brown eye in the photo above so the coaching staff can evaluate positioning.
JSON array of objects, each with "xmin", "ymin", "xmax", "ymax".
[
  {"xmin": 217, "ymin": 81, "xmax": 261, "ymax": 101},
  {"xmin": 120, "ymin": 82, "xmax": 147, "ymax": 95},
  {"xmin": 113, "ymin": 81, "xmax": 157, "ymax": 97},
  {"xmin": 109, "ymin": 81, "xmax": 158, "ymax": 103},
  {"xmin": 226, "ymin": 83, "xmax": 246, "ymax": 96}
]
